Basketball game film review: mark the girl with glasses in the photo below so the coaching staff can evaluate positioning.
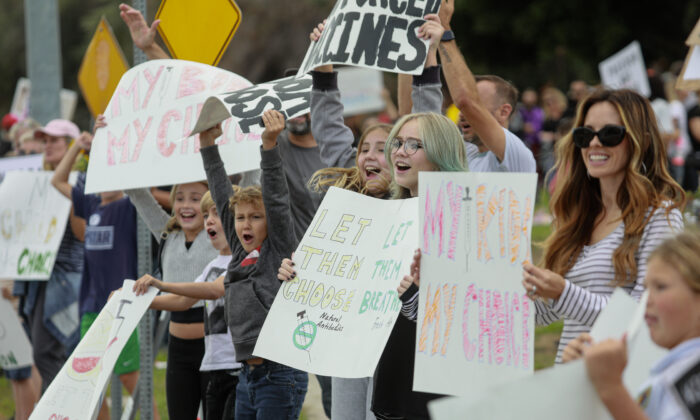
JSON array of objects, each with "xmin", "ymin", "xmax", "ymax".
[{"xmin": 521, "ymin": 89, "xmax": 685, "ymax": 363}]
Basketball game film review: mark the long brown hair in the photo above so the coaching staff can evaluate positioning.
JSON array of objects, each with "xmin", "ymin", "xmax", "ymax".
[
  {"xmin": 543, "ymin": 89, "xmax": 685, "ymax": 285},
  {"xmin": 308, "ymin": 124, "xmax": 393, "ymax": 196}
]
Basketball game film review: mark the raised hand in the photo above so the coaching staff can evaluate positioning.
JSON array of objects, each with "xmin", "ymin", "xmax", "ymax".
[
  {"xmin": 261, "ymin": 110, "xmax": 286, "ymax": 150},
  {"xmin": 310, "ymin": 20, "xmax": 332, "ymax": 73},
  {"xmin": 277, "ymin": 254, "xmax": 296, "ymax": 282},
  {"xmin": 418, "ymin": 14, "xmax": 444, "ymax": 50},
  {"xmin": 438, "ymin": 0, "xmax": 454, "ymax": 30},
  {"xmin": 119, "ymin": 3, "xmax": 160, "ymax": 51},
  {"xmin": 199, "ymin": 123, "xmax": 223, "ymax": 148}
]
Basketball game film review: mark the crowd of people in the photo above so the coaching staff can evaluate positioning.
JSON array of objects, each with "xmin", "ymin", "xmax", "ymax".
[{"xmin": 1, "ymin": 1, "xmax": 699, "ymax": 420}]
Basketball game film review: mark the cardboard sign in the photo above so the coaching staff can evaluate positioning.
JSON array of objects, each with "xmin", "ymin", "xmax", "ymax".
[
  {"xmin": 598, "ymin": 41, "xmax": 651, "ymax": 97},
  {"xmin": 296, "ymin": 0, "xmax": 438, "ymax": 77},
  {"xmin": 84, "ymin": 59, "xmax": 258, "ymax": 194},
  {"xmin": 190, "ymin": 75, "xmax": 313, "ymax": 136},
  {"xmin": 428, "ymin": 291, "xmax": 667, "ymax": 420},
  {"xmin": 337, "ymin": 67, "xmax": 386, "ymax": 116},
  {"xmin": 414, "ymin": 172, "xmax": 537, "ymax": 396},
  {"xmin": 77, "ymin": 17, "xmax": 130, "ymax": 117},
  {"xmin": 254, "ymin": 187, "xmax": 418, "ymax": 377},
  {"xmin": 0, "ymin": 297, "xmax": 33, "ymax": 369},
  {"xmin": 30, "ymin": 280, "xmax": 157, "ymax": 420},
  {"xmin": 0, "ymin": 154, "xmax": 44, "ymax": 182},
  {"xmin": 10, "ymin": 77, "xmax": 78, "ymax": 121},
  {"xmin": 0, "ymin": 172, "xmax": 73, "ymax": 280}
]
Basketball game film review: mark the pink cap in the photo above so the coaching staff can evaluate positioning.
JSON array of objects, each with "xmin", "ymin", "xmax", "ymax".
[{"xmin": 35, "ymin": 119, "xmax": 80, "ymax": 140}]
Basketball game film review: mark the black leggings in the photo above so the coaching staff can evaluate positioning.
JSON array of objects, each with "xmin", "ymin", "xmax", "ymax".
[{"xmin": 166, "ymin": 334, "xmax": 208, "ymax": 420}]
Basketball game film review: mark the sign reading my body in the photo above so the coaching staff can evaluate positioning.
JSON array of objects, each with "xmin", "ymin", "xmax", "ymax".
[{"xmin": 104, "ymin": 64, "xmax": 256, "ymax": 166}]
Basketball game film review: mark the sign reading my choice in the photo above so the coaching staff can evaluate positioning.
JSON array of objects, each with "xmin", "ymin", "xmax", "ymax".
[
  {"xmin": 415, "ymin": 172, "xmax": 538, "ymax": 397},
  {"xmin": 296, "ymin": 0, "xmax": 439, "ymax": 76},
  {"xmin": 254, "ymin": 187, "xmax": 418, "ymax": 378},
  {"xmin": 0, "ymin": 172, "xmax": 73, "ymax": 280}
]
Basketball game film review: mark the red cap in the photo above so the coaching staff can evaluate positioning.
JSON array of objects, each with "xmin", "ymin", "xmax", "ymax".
[{"xmin": 2, "ymin": 113, "xmax": 18, "ymax": 131}]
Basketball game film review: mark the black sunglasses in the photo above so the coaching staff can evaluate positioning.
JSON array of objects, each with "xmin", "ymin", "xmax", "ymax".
[{"xmin": 572, "ymin": 125, "xmax": 626, "ymax": 148}]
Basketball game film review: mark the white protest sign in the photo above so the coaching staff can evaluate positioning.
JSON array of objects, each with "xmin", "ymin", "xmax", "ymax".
[
  {"xmin": 0, "ymin": 297, "xmax": 33, "ymax": 369},
  {"xmin": 11, "ymin": 77, "xmax": 78, "ymax": 121},
  {"xmin": 0, "ymin": 171, "xmax": 73, "ymax": 280},
  {"xmin": 337, "ymin": 67, "xmax": 385, "ymax": 116},
  {"xmin": 254, "ymin": 187, "xmax": 418, "ymax": 377},
  {"xmin": 84, "ymin": 59, "xmax": 257, "ymax": 194},
  {"xmin": 296, "ymin": 0, "xmax": 437, "ymax": 77},
  {"xmin": 414, "ymin": 172, "xmax": 537, "ymax": 396},
  {"xmin": 598, "ymin": 41, "xmax": 651, "ymax": 97},
  {"xmin": 0, "ymin": 154, "xmax": 43, "ymax": 181},
  {"xmin": 677, "ymin": 46, "xmax": 700, "ymax": 91},
  {"xmin": 429, "ymin": 290, "xmax": 666, "ymax": 420},
  {"xmin": 190, "ymin": 75, "xmax": 313, "ymax": 136},
  {"xmin": 30, "ymin": 280, "xmax": 157, "ymax": 420}
]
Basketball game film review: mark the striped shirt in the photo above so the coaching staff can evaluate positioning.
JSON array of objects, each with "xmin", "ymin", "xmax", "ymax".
[
  {"xmin": 55, "ymin": 172, "xmax": 85, "ymax": 273},
  {"xmin": 535, "ymin": 206, "xmax": 684, "ymax": 363}
]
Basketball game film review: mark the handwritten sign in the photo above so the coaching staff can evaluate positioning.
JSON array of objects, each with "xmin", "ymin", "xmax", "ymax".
[
  {"xmin": 11, "ymin": 77, "xmax": 78, "ymax": 121},
  {"xmin": 0, "ymin": 154, "xmax": 43, "ymax": 182},
  {"xmin": 598, "ymin": 41, "xmax": 651, "ymax": 97},
  {"xmin": 84, "ymin": 59, "xmax": 258, "ymax": 194},
  {"xmin": 414, "ymin": 172, "xmax": 537, "ymax": 396},
  {"xmin": 30, "ymin": 280, "xmax": 157, "ymax": 420},
  {"xmin": 0, "ymin": 172, "xmax": 73, "ymax": 280},
  {"xmin": 677, "ymin": 46, "xmax": 700, "ymax": 91},
  {"xmin": 428, "ymin": 290, "xmax": 666, "ymax": 420},
  {"xmin": 296, "ymin": 0, "xmax": 437, "ymax": 77},
  {"xmin": 0, "ymin": 297, "xmax": 33, "ymax": 369},
  {"xmin": 337, "ymin": 67, "xmax": 386, "ymax": 116},
  {"xmin": 254, "ymin": 187, "xmax": 418, "ymax": 377},
  {"xmin": 190, "ymin": 75, "xmax": 312, "ymax": 136}
]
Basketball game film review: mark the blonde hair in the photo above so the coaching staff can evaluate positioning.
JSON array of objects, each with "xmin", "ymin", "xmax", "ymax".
[
  {"xmin": 649, "ymin": 229, "xmax": 700, "ymax": 293},
  {"xmin": 308, "ymin": 124, "xmax": 393, "ymax": 196},
  {"xmin": 165, "ymin": 181, "xmax": 209, "ymax": 233},
  {"xmin": 230, "ymin": 185, "xmax": 263, "ymax": 210},
  {"xmin": 385, "ymin": 113, "xmax": 468, "ymax": 199},
  {"xmin": 543, "ymin": 89, "xmax": 685, "ymax": 286}
]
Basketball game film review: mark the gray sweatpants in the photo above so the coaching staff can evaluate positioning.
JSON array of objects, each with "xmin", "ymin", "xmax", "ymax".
[{"xmin": 331, "ymin": 376, "xmax": 376, "ymax": 420}]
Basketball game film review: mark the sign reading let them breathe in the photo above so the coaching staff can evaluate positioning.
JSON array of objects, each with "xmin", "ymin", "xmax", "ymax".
[
  {"xmin": 78, "ymin": 17, "xmax": 130, "ymax": 118},
  {"xmin": 296, "ymin": 0, "xmax": 438, "ymax": 77},
  {"xmin": 156, "ymin": 0, "xmax": 242, "ymax": 66},
  {"xmin": 414, "ymin": 172, "xmax": 537, "ymax": 396}
]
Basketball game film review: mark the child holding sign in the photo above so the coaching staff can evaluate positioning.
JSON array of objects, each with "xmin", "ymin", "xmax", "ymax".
[
  {"xmin": 198, "ymin": 110, "xmax": 308, "ymax": 419},
  {"xmin": 132, "ymin": 189, "xmax": 241, "ymax": 420},
  {"xmin": 565, "ymin": 230, "xmax": 700, "ymax": 419}
]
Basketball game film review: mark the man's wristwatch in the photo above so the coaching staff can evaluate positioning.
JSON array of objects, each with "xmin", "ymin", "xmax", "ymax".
[{"xmin": 441, "ymin": 30, "xmax": 455, "ymax": 42}]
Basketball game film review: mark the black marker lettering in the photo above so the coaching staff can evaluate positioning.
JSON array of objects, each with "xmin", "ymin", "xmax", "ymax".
[
  {"xmin": 405, "ymin": 0, "xmax": 423, "ymax": 17},
  {"xmin": 333, "ymin": 12, "xmax": 362, "ymax": 62},
  {"xmin": 397, "ymin": 19, "xmax": 425, "ymax": 72},
  {"xmin": 389, "ymin": 0, "xmax": 407, "ymax": 14},
  {"xmin": 352, "ymin": 14, "xmax": 387, "ymax": 66},
  {"xmin": 377, "ymin": 16, "xmax": 406, "ymax": 69}
]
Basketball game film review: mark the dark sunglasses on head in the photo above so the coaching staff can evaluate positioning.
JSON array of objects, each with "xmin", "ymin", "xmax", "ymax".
[{"xmin": 572, "ymin": 125, "xmax": 626, "ymax": 148}]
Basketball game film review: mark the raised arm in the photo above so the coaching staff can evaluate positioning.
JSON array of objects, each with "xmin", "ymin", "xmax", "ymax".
[
  {"xmin": 399, "ymin": 15, "xmax": 443, "ymax": 115},
  {"xmin": 124, "ymin": 187, "xmax": 171, "ymax": 239},
  {"xmin": 309, "ymin": 21, "xmax": 356, "ymax": 169},
  {"xmin": 433, "ymin": 1, "xmax": 507, "ymax": 160},
  {"xmin": 119, "ymin": 3, "xmax": 169, "ymax": 60},
  {"xmin": 51, "ymin": 131, "xmax": 92, "ymax": 198}
]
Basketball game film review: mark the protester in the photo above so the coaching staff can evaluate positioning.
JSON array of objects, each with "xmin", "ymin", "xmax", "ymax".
[
  {"xmin": 198, "ymin": 110, "xmax": 308, "ymax": 419},
  {"xmin": 562, "ymin": 230, "xmax": 700, "ymax": 420},
  {"xmin": 50, "ymin": 128, "xmax": 160, "ymax": 420},
  {"xmin": 518, "ymin": 88, "xmax": 545, "ymax": 150},
  {"xmin": 521, "ymin": 89, "xmax": 685, "ymax": 363},
  {"xmin": 7, "ymin": 118, "xmax": 40, "ymax": 157},
  {"xmin": 665, "ymin": 77, "xmax": 691, "ymax": 183},
  {"xmin": 539, "ymin": 86, "xmax": 568, "ymax": 175},
  {"xmin": 132, "ymin": 189, "xmax": 241, "ymax": 420},
  {"xmin": 17, "ymin": 130, "xmax": 43, "ymax": 155},
  {"xmin": 564, "ymin": 79, "xmax": 590, "ymax": 118},
  {"xmin": 1, "ymin": 113, "xmax": 18, "ymax": 156},
  {"xmin": 11, "ymin": 119, "xmax": 84, "ymax": 395},
  {"xmin": 684, "ymin": 96, "xmax": 700, "ymax": 191}
]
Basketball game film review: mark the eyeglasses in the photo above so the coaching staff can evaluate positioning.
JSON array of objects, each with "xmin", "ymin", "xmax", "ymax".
[
  {"xmin": 390, "ymin": 137, "xmax": 423, "ymax": 155},
  {"xmin": 572, "ymin": 125, "xmax": 626, "ymax": 148}
]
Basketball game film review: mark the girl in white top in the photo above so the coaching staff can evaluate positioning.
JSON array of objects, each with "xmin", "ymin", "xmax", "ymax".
[
  {"xmin": 521, "ymin": 89, "xmax": 685, "ymax": 362},
  {"xmin": 567, "ymin": 230, "xmax": 700, "ymax": 420}
]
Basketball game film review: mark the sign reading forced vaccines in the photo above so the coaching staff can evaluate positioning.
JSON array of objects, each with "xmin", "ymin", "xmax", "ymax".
[
  {"xmin": 599, "ymin": 41, "xmax": 651, "ymax": 97},
  {"xmin": 414, "ymin": 172, "xmax": 537, "ymax": 396},
  {"xmin": 78, "ymin": 17, "xmax": 130, "ymax": 118},
  {"xmin": 30, "ymin": 280, "xmax": 157, "ymax": 420},
  {"xmin": 84, "ymin": 59, "xmax": 257, "ymax": 194},
  {"xmin": 190, "ymin": 75, "xmax": 313, "ymax": 137},
  {"xmin": 296, "ymin": 0, "xmax": 438, "ymax": 77},
  {"xmin": 254, "ymin": 187, "xmax": 418, "ymax": 378},
  {"xmin": 0, "ymin": 172, "xmax": 73, "ymax": 280},
  {"xmin": 0, "ymin": 297, "xmax": 33, "ymax": 369}
]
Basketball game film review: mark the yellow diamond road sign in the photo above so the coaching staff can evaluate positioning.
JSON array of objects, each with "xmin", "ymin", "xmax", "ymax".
[
  {"xmin": 156, "ymin": 0, "xmax": 242, "ymax": 66},
  {"xmin": 77, "ymin": 17, "xmax": 129, "ymax": 118}
]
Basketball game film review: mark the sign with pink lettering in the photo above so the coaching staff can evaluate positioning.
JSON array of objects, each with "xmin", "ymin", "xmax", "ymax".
[
  {"xmin": 254, "ymin": 187, "xmax": 418, "ymax": 377},
  {"xmin": 414, "ymin": 172, "xmax": 537, "ymax": 396},
  {"xmin": 84, "ymin": 59, "xmax": 256, "ymax": 194},
  {"xmin": 30, "ymin": 280, "xmax": 157, "ymax": 420}
]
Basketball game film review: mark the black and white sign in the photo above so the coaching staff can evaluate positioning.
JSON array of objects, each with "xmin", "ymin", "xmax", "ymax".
[
  {"xmin": 598, "ymin": 41, "xmax": 651, "ymax": 97},
  {"xmin": 296, "ymin": 0, "xmax": 439, "ymax": 76}
]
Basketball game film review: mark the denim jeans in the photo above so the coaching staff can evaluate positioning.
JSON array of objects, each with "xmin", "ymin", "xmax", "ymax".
[
  {"xmin": 206, "ymin": 369, "xmax": 240, "ymax": 420},
  {"xmin": 235, "ymin": 360, "xmax": 308, "ymax": 420}
]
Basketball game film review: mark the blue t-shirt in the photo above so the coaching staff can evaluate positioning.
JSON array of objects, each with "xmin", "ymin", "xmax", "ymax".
[{"xmin": 72, "ymin": 189, "xmax": 137, "ymax": 315}]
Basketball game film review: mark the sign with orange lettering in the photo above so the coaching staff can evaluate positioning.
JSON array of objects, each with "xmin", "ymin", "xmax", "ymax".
[{"xmin": 414, "ymin": 172, "xmax": 537, "ymax": 396}]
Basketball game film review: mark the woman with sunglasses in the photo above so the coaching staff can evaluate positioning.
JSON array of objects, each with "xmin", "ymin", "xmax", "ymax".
[{"xmin": 521, "ymin": 89, "xmax": 685, "ymax": 363}]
